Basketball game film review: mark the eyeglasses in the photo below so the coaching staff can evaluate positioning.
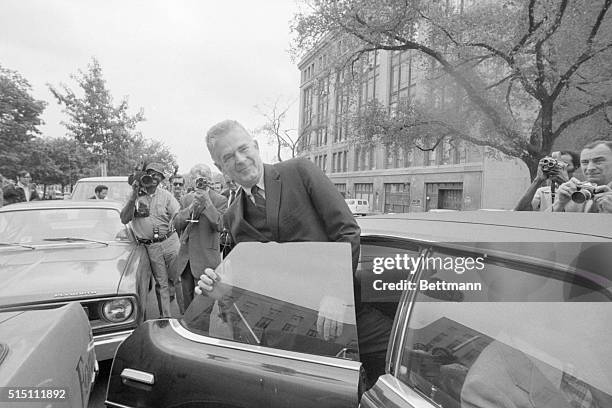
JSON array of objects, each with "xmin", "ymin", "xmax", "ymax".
[{"xmin": 173, "ymin": 182, "xmax": 184, "ymax": 186}]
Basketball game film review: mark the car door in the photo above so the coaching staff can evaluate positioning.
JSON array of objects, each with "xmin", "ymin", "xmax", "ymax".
[
  {"xmin": 361, "ymin": 241, "xmax": 612, "ymax": 408},
  {"xmin": 106, "ymin": 242, "xmax": 362, "ymax": 408}
]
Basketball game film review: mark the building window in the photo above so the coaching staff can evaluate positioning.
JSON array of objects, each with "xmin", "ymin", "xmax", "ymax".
[
  {"xmin": 282, "ymin": 323, "xmax": 297, "ymax": 333},
  {"xmin": 255, "ymin": 317, "xmax": 273, "ymax": 329},
  {"xmin": 332, "ymin": 151, "xmax": 347, "ymax": 173},
  {"xmin": 302, "ymin": 86, "xmax": 313, "ymax": 128},
  {"xmin": 354, "ymin": 183, "xmax": 374, "ymax": 209},
  {"xmin": 334, "ymin": 69, "xmax": 349, "ymax": 143},
  {"xmin": 384, "ymin": 183, "xmax": 411, "ymax": 213},
  {"xmin": 359, "ymin": 51, "xmax": 380, "ymax": 108},
  {"xmin": 317, "ymin": 76, "xmax": 329, "ymax": 146},
  {"xmin": 389, "ymin": 50, "xmax": 415, "ymax": 112}
]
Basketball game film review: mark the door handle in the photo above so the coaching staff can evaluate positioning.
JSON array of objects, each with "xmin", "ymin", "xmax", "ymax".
[{"xmin": 121, "ymin": 368, "xmax": 155, "ymax": 385}]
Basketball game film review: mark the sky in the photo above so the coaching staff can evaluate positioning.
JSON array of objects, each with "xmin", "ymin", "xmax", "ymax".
[{"xmin": 0, "ymin": 0, "xmax": 303, "ymax": 173}]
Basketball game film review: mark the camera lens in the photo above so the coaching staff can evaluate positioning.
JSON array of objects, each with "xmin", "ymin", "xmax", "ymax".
[
  {"xmin": 571, "ymin": 190, "xmax": 592, "ymax": 204},
  {"xmin": 140, "ymin": 174, "xmax": 153, "ymax": 186}
]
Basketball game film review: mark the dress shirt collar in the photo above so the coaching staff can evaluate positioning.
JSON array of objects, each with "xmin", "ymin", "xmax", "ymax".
[{"xmin": 238, "ymin": 173, "xmax": 265, "ymax": 200}]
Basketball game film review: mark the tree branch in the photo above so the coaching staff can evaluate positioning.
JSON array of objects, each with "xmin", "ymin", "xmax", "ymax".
[{"xmin": 553, "ymin": 98, "xmax": 612, "ymax": 138}]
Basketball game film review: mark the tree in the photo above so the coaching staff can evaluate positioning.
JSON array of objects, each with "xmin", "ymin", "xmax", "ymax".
[
  {"xmin": 292, "ymin": 0, "xmax": 612, "ymax": 177},
  {"xmin": 0, "ymin": 65, "xmax": 46, "ymax": 179},
  {"xmin": 255, "ymin": 98, "xmax": 304, "ymax": 161},
  {"xmin": 49, "ymin": 58, "xmax": 145, "ymax": 175},
  {"xmin": 115, "ymin": 134, "xmax": 178, "ymax": 176}
]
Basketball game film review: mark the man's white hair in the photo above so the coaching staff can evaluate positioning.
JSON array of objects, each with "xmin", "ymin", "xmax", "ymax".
[
  {"xmin": 190, "ymin": 163, "xmax": 212, "ymax": 179},
  {"xmin": 205, "ymin": 119, "xmax": 251, "ymax": 157}
]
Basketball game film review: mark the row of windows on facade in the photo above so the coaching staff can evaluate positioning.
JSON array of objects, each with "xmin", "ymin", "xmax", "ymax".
[
  {"xmin": 301, "ymin": 49, "xmax": 416, "ymax": 129},
  {"xmin": 310, "ymin": 141, "xmax": 475, "ymax": 174}
]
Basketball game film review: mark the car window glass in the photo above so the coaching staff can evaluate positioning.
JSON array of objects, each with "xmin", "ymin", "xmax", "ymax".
[
  {"xmin": 397, "ymin": 242, "xmax": 612, "ymax": 408},
  {"xmin": 71, "ymin": 181, "xmax": 131, "ymax": 202},
  {"xmin": 0, "ymin": 208, "xmax": 129, "ymax": 243},
  {"xmin": 358, "ymin": 238, "xmax": 425, "ymax": 308},
  {"xmin": 181, "ymin": 242, "xmax": 359, "ymax": 360}
]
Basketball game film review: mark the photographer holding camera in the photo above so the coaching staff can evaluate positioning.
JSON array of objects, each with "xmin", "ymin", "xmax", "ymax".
[
  {"xmin": 120, "ymin": 162, "xmax": 183, "ymax": 318},
  {"xmin": 515, "ymin": 151, "xmax": 579, "ymax": 211},
  {"xmin": 552, "ymin": 140, "xmax": 612, "ymax": 213},
  {"xmin": 173, "ymin": 164, "xmax": 227, "ymax": 310}
]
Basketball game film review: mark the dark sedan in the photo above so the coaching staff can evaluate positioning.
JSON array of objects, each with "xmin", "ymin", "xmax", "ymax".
[
  {"xmin": 0, "ymin": 200, "xmax": 156, "ymax": 361},
  {"xmin": 105, "ymin": 212, "xmax": 612, "ymax": 408}
]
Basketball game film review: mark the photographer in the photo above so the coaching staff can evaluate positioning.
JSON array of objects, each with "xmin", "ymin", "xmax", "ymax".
[
  {"xmin": 173, "ymin": 164, "xmax": 227, "ymax": 311},
  {"xmin": 120, "ymin": 162, "xmax": 183, "ymax": 318},
  {"xmin": 514, "ymin": 151, "xmax": 579, "ymax": 211},
  {"xmin": 552, "ymin": 140, "xmax": 612, "ymax": 213}
]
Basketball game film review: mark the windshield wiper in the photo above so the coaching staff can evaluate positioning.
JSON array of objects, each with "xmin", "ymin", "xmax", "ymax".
[
  {"xmin": 42, "ymin": 237, "xmax": 109, "ymax": 246},
  {"xmin": 0, "ymin": 242, "xmax": 36, "ymax": 250}
]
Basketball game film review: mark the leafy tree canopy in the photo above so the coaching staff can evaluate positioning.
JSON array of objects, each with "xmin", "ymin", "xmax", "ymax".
[
  {"xmin": 292, "ymin": 0, "xmax": 612, "ymax": 177},
  {"xmin": 48, "ymin": 57, "xmax": 145, "ymax": 162},
  {"xmin": 0, "ymin": 64, "xmax": 46, "ymax": 179}
]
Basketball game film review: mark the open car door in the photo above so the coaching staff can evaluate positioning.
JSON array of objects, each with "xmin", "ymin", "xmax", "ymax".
[{"xmin": 106, "ymin": 242, "xmax": 362, "ymax": 408}]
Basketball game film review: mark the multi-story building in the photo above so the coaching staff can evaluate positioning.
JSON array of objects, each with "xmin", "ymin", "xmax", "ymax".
[{"xmin": 297, "ymin": 38, "xmax": 530, "ymax": 213}]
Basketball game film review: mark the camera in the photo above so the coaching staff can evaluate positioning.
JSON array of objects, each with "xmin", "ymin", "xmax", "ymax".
[
  {"xmin": 541, "ymin": 157, "xmax": 568, "ymax": 174},
  {"xmin": 195, "ymin": 177, "xmax": 211, "ymax": 190},
  {"xmin": 128, "ymin": 162, "xmax": 154, "ymax": 188},
  {"xmin": 571, "ymin": 182, "xmax": 599, "ymax": 203}
]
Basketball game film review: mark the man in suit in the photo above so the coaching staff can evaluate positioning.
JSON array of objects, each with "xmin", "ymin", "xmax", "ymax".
[
  {"xmin": 196, "ymin": 119, "xmax": 390, "ymax": 388},
  {"xmin": 2, "ymin": 170, "xmax": 40, "ymax": 205},
  {"xmin": 220, "ymin": 175, "xmax": 238, "ymax": 208},
  {"xmin": 174, "ymin": 164, "xmax": 227, "ymax": 311}
]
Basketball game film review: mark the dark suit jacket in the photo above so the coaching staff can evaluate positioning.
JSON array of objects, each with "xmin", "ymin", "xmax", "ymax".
[
  {"xmin": 2, "ymin": 184, "xmax": 40, "ymax": 205},
  {"xmin": 223, "ymin": 158, "xmax": 360, "ymax": 270},
  {"xmin": 174, "ymin": 190, "xmax": 227, "ymax": 279}
]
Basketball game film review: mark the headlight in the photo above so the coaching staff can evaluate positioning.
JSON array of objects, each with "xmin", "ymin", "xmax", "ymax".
[{"xmin": 100, "ymin": 298, "xmax": 134, "ymax": 323}]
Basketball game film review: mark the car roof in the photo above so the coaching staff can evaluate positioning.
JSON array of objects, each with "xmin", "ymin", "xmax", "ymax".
[
  {"xmin": 75, "ymin": 176, "xmax": 128, "ymax": 182},
  {"xmin": 0, "ymin": 200, "xmax": 124, "ymax": 212},
  {"xmin": 357, "ymin": 211, "xmax": 612, "ymax": 242}
]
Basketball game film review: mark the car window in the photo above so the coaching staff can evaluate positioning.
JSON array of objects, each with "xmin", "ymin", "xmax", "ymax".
[
  {"xmin": 346, "ymin": 200, "xmax": 355, "ymax": 205},
  {"xmin": 395, "ymin": 242, "xmax": 612, "ymax": 408},
  {"xmin": 71, "ymin": 181, "xmax": 131, "ymax": 202},
  {"xmin": 0, "ymin": 208, "xmax": 130, "ymax": 244},
  {"xmin": 181, "ymin": 242, "xmax": 359, "ymax": 360}
]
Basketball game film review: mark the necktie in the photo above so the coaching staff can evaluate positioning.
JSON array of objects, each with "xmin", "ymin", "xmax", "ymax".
[
  {"xmin": 251, "ymin": 185, "xmax": 266, "ymax": 209},
  {"xmin": 560, "ymin": 371, "xmax": 596, "ymax": 408},
  {"xmin": 229, "ymin": 190, "xmax": 236, "ymax": 206}
]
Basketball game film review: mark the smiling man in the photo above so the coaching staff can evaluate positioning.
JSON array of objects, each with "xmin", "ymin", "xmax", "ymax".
[
  {"xmin": 197, "ymin": 120, "xmax": 392, "ymax": 388},
  {"xmin": 552, "ymin": 140, "xmax": 612, "ymax": 213}
]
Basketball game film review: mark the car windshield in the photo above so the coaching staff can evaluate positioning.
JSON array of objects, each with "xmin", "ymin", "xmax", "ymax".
[
  {"xmin": 0, "ymin": 208, "xmax": 129, "ymax": 244},
  {"xmin": 71, "ymin": 181, "xmax": 132, "ymax": 202},
  {"xmin": 182, "ymin": 241, "xmax": 358, "ymax": 359},
  {"xmin": 397, "ymin": 241, "xmax": 612, "ymax": 407}
]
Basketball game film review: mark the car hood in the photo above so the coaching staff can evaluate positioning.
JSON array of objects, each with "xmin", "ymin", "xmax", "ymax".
[{"xmin": 0, "ymin": 244, "xmax": 133, "ymax": 306}]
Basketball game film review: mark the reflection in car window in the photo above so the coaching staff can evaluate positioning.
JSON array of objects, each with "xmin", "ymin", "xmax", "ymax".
[
  {"xmin": 397, "ymin": 242, "xmax": 612, "ymax": 408},
  {"xmin": 358, "ymin": 239, "xmax": 424, "ymax": 318},
  {"xmin": 181, "ymin": 242, "xmax": 359, "ymax": 360},
  {"xmin": 0, "ymin": 208, "xmax": 129, "ymax": 244}
]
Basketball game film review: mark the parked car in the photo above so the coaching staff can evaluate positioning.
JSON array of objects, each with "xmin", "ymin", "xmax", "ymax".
[
  {"xmin": 105, "ymin": 212, "xmax": 612, "ymax": 408},
  {"xmin": 0, "ymin": 200, "xmax": 156, "ymax": 361},
  {"xmin": 0, "ymin": 302, "xmax": 97, "ymax": 408},
  {"xmin": 346, "ymin": 199, "xmax": 370, "ymax": 216},
  {"xmin": 69, "ymin": 176, "xmax": 131, "ymax": 202}
]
